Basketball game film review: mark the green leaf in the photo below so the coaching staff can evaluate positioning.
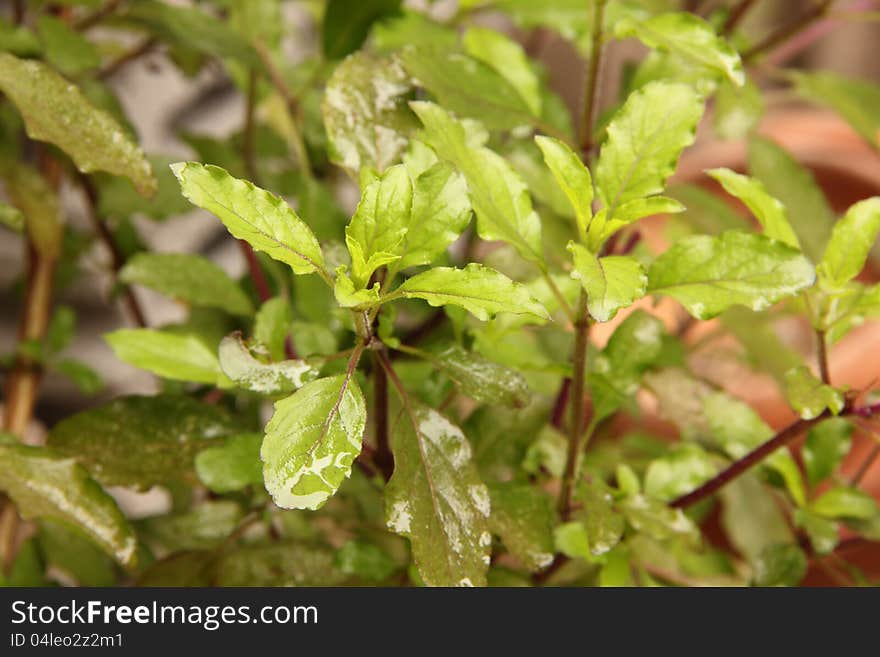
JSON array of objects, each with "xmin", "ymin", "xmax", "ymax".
[
  {"xmin": 748, "ymin": 136, "xmax": 834, "ymax": 263},
  {"xmin": 462, "ymin": 27, "xmax": 541, "ymax": 115},
  {"xmin": 571, "ymin": 478, "xmax": 626, "ymax": 556},
  {"xmin": 488, "ymin": 483, "xmax": 555, "ymax": 572},
  {"xmin": 140, "ymin": 501, "xmax": 245, "ymax": 551},
  {"xmin": 791, "ymin": 70, "xmax": 880, "ymax": 148},
  {"xmin": 97, "ymin": 154, "xmax": 194, "ymax": 222},
  {"xmin": 595, "ymin": 81, "xmax": 704, "ymax": 217},
  {"xmin": 817, "ymin": 198, "xmax": 880, "ymax": 288},
  {"xmin": 46, "ymin": 305, "xmax": 75, "ymax": 354},
  {"xmin": 0, "ymin": 444, "xmax": 136, "ymax": 567},
  {"xmin": 334, "ymin": 266, "xmax": 381, "ymax": 309},
  {"xmin": 553, "ymin": 522, "xmax": 592, "ymax": 561},
  {"xmin": 402, "ymin": 47, "xmax": 536, "ymax": 130},
  {"xmin": 0, "ymin": 200, "xmax": 24, "ymax": 233},
  {"xmin": 262, "ymin": 374, "xmax": 367, "ymax": 510},
  {"xmin": 719, "ymin": 473, "xmax": 794, "ymax": 563},
  {"xmin": 385, "ymin": 403, "xmax": 491, "ymax": 587},
  {"xmin": 411, "ymin": 101, "xmax": 543, "ymax": 264},
  {"xmin": 335, "ymin": 540, "xmax": 397, "ymax": 582},
  {"xmin": 568, "ymin": 244, "xmax": 647, "ymax": 322},
  {"xmin": 432, "ymin": 345, "xmax": 531, "ymax": 408},
  {"xmin": 753, "ymin": 543, "xmax": 807, "ymax": 586},
  {"xmin": 706, "ymin": 168, "xmax": 800, "ymax": 249},
  {"xmin": 35, "ymin": 15, "xmax": 99, "ymax": 76},
  {"xmin": 0, "ymin": 53, "xmax": 155, "ymax": 196},
  {"xmin": 345, "ymin": 164, "xmax": 412, "ymax": 285},
  {"xmin": 668, "ymin": 183, "xmax": 751, "ymax": 235},
  {"xmin": 119, "ymin": 252, "xmax": 253, "ymax": 316},
  {"xmin": 0, "ymin": 19, "xmax": 41, "ymax": 58},
  {"xmin": 396, "ymin": 264, "xmax": 548, "ymax": 321},
  {"xmin": 647, "ymin": 231, "xmax": 815, "ymax": 320},
  {"xmin": 171, "ymin": 162, "xmax": 325, "ymax": 277},
  {"xmin": 195, "ymin": 433, "xmax": 263, "ymax": 494},
  {"xmin": 714, "ymin": 78, "xmax": 764, "ymax": 140},
  {"xmin": 535, "ymin": 135, "xmax": 593, "ymax": 238},
  {"xmin": 615, "ymin": 12, "xmax": 744, "ymax": 86},
  {"xmin": 322, "ymin": 51, "xmax": 417, "ymax": 174},
  {"xmin": 322, "ymin": 0, "xmax": 401, "ymax": 59},
  {"xmin": 106, "ymin": 328, "xmax": 226, "ymax": 385},
  {"xmin": 644, "ymin": 443, "xmax": 718, "ymax": 502},
  {"xmin": 4, "ymin": 164, "xmax": 62, "ymax": 259},
  {"xmin": 217, "ymin": 542, "xmax": 345, "ymax": 586},
  {"xmin": 784, "ymin": 366, "xmax": 844, "ymax": 420},
  {"xmin": 794, "ymin": 509, "xmax": 839, "ymax": 555},
  {"xmin": 620, "ymin": 494, "xmax": 698, "ymax": 544},
  {"xmin": 47, "ymin": 394, "xmax": 237, "ymax": 489},
  {"xmin": 253, "ymin": 297, "xmax": 292, "ymax": 362},
  {"xmin": 811, "ymin": 487, "xmax": 878, "ymax": 520},
  {"xmin": 37, "ymin": 520, "xmax": 115, "ymax": 587},
  {"xmin": 218, "ymin": 333, "xmax": 317, "ymax": 394},
  {"xmin": 804, "ymin": 418, "xmax": 853, "ymax": 487},
  {"xmin": 53, "ymin": 359, "xmax": 104, "ymax": 395},
  {"xmin": 395, "ymin": 161, "xmax": 471, "ymax": 270},
  {"xmin": 466, "ymin": 401, "xmax": 551, "ymax": 482}
]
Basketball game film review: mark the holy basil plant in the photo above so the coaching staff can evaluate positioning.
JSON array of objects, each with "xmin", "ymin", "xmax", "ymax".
[{"xmin": 1, "ymin": 0, "xmax": 880, "ymax": 588}]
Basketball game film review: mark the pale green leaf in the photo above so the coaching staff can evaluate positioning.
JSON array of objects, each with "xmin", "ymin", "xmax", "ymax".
[
  {"xmin": 345, "ymin": 164, "xmax": 412, "ymax": 285},
  {"xmin": 753, "ymin": 543, "xmax": 806, "ymax": 586},
  {"xmin": 571, "ymin": 478, "xmax": 625, "ymax": 556},
  {"xmin": 647, "ymin": 231, "xmax": 815, "ymax": 320},
  {"xmin": 791, "ymin": 70, "xmax": 880, "ymax": 147},
  {"xmin": 139, "ymin": 500, "xmax": 244, "ymax": 551},
  {"xmin": 488, "ymin": 483, "xmax": 555, "ymax": 572},
  {"xmin": 35, "ymin": 15, "xmax": 99, "ymax": 75},
  {"xmin": 119, "ymin": 252, "xmax": 253, "ymax": 316},
  {"xmin": 0, "ymin": 53, "xmax": 155, "ymax": 196},
  {"xmin": 322, "ymin": 51, "xmax": 417, "ymax": 173},
  {"xmin": 0, "ymin": 200, "xmax": 24, "ymax": 233},
  {"xmin": 432, "ymin": 345, "xmax": 531, "ymax": 408},
  {"xmin": 615, "ymin": 12, "xmax": 744, "ymax": 86},
  {"xmin": 720, "ymin": 473, "xmax": 794, "ymax": 563},
  {"xmin": 794, "ymin": 509, "xmax": 839, "ymax": 555},
  {"xmin": 105, "ymin": 328, "xmax": 227, "ymax": 385},
  {"xmin": 253, "ymin": 297, "xmax": 292, "ymax": 362},
  {"xmin": 595, "ymin": 81, "xmax": 704, "ymax": 216},
  {"xmin": 620, "ymin": 493, "xmax": 699, "ymax": 544},
  {"xmin": 47, "ymin": 395, "xmax": 237, "ymax": 489},
  {"xmin": 395, "ymin": 263, "xmax": 548, "ymax": 321},
  {"xmin": 804, "ymin": 418, "xmax": 853, "ymax": 486},
  {"xmin": 535, "ymin": 135, "xmax": 593, "ymax": 238},
  {"xmin": 171, "ymin": 162, "xmax": 325, "ymax": 276},
  {"xmin": 411, "ymin": 101, "xmax": 543, "ymax": 264},
  {"xmin": 748, "ymin": 136, "xmax": 833, "ymax": 263},
  {"xmin": 784, "ymin": 366, "xmax": 845, "ymax": 420},
  {"xmin": 262, "ymin": 374, "xmax": 367, "ymax": 510},
  {"xmin": 644, "ymin": 443, "xmax": 718, "ymax": 502},
  {"xmin": 706, "ymin": 168, "xmax": 800, "ymax": 249},
  {"xmin": 0, "ymin": 444, "xmax": 136, "ymax": 568},
  {"xmin": 385, "ymin": 403, "xmax": 491, "ymax": 587},
  {"xmin": 195, "ymin": 433, "xmax": 263, "ymax": 494},
  {"xmin": 568, "ymin": 244, "xmax": 647, "ymax": 322},
  {"xmin": 714, "ymin": 78, "xmax": 764, "ymax": 140},
  {"xmin": 4, "ymin": 164, "xmax": 62, "ymax": 259},
  {"xmin": 218, "ymin": 333, "xmax": 317, "ymax": 394},
  {"xmin": 817, "ymin": 197, "xmax": 880, "ymax": 288},
  {"xmin": 333, "ymin": 266, "xmax": 381, "ymax": 309},
  {"xmin": 811, "ymin": 487, "xmax": 878, "ymax": 520},
  {"xmin": 463, "ymin": 27, "xmax": 541, "ymax": 115}
]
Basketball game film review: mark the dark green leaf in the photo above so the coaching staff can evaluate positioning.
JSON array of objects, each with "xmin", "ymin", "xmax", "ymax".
[
  {"xmin": 195, "ymin": 433, "xmax": 263, "ymax": 494},
  {"xmin": 322, "ymin": 0, "xmax": 402, "ymax": 59}
]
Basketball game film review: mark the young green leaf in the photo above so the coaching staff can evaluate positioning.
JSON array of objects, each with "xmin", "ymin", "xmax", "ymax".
[
  {"xmin": 644, "ymin": 443, "xmax": 718, "ymax": 502},
  {"xmin": 570, "ymin": 478, "xmax": 625, "ymax": 557},
  {"xmin": 0, "ymin": 53, "xmax": 155, "ymax": 196},
  {"xmin": 333, "ymin": 266, "xmax": 381, "ymax": 309},
  {"xmin": 195, "ymin": 433, "xmax": 263, "ymax": 494},
  {"xmin": 395, "ymin": 161, "xmax": 471, "ymax": 270},
  {"xmin": 262, "ymin": 374, "xmax": 367, "ymax": 511},
  {"xmin": 106, "ymin": 328, "xmax": 227, "ymax": 385},
  {"xmin": 488, "ymin": 483, "xmax": 555, "ymax": 572},
  {"xmin": 47, "ymin": 395, "xmax": 238, "ymax": 489},
  {"xmin": 816, "ymin": 197, "xmax": 880, "ymax": 288},
  {"xmin": 803, "ymin": 418, "xmax": 853, "ymax": 487},
  {"xmin": 534, "ymin": 135, "xmax": 593, "ymax": 238},
  {"xmin": 0, "ymin": 444, "xmax": 137, "ymax": 568},
  {"xmin": 402, "ymin": 47, "xmax": 536, "ymax": 130},
  {"xmin": 463, "ymin": 27, "xmax": 542, "ymax": 115},
  {"xmin": 386, "ymin": 402, "xmax": 491, "ymax": 586},
  {"xmin": 322, "ymin": 0, "xmax": 402, "ymax": 59},
  {"xmin": 791, "ymin": 70, "xmax": 880, "ymax": 148},
  {"xmin": 706, "ymin": 168, "xmax": 800, "ymax": 249},
  {"xmin": 720, "ymin": 473, "xmax": 794, "ymax": 563},
  {"xmin": 432, "ymin": 345, "xmax": 531, "ymax": 408},
  {"xmin": 345, "ymin": 164, "xmax": 412, "ymax": 285},
  {"xmin": 714, "ymin": 78, "xmax": 764, "ymax": 140},
  {"xmin": 810, "ymin": 487, "xmax": 878, "ymax": 520},
  {"xmin": 119, "ymin": 252, "xmax": 253, "ymax": 316},
  {"xmin": 748, "ymin": 136, "xmax": 834, "ymax": 263},
  {"xmin": 218, "ymin": 333, "xmax": 317, "ymax": 394},
  {"xmin": 322, "ymin": 51, "xmax": 417, "ymax": 173},
  {"xmin": 171, "ymin": 162, "xmax": 326, "ymax": 278},
  {"xmin": 784, "ymin": 366, "xmax": 845, "ymax": 420},
  {"xmin": 411, "ymin": 101, "xmax": 543, "ymax": 264},
  {"xmin": 753, "ymin": 543, "xmax": 807, "ymax": 586},
  {"xmin": 614, "ymin": 12, "xmax": 744, "ymax": 86},
  {"xmin": 647, "ymin": 231, "xmax": 815, "ymax": 320},
  {"xmin": 568, "ymin": 243, "xmax": 647, "ymax": 322},
  {"xmin": 595, "ymin": 81, "xmax": 704, "ymax": 216},
  {"xmin": 395, "ymin": 264, "xmax": 548, "ymax": 321}
]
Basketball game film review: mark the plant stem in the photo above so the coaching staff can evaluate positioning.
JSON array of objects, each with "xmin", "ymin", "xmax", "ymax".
[
  {"xmin": 721, "ymin": 0, "xmax": 757, "ymax": 35},
  {"xmin": 817, "ymin": 329, "xmax": 831, "ymax": 385},
  {"xmin": 850, "ymin": 444, "xmax": 880, "ymax": 486},
  {"xmin": 742, "ymin": 0, "xmax": 836, "ymax": 62},
  {"xmin": 79, "ymin": 174, "xmax": 148, "ymax": 327},
  {"xmin": 242, "ymin": 68, "xmax": 261, "ymax": 187},
  {"xmin": 97, "ymin": 38, "xmax": 157, "ymax": 80},
  {"xmin": 74, "ymin": 0, "xmax": 122, "ymax": 31},
  {"xmin": 579, "ymin": 0, "xmax": 608, "ymax": 158},
  {"xmin": 551, "ymin": 378, "xmax": 572, "ymax": 430},
  {"xmin": 372, "ymin": 350, "xmax": 394, "ymax": 481}
]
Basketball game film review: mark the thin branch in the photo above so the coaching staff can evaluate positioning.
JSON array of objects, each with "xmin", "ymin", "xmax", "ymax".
[
  {"xmin": 372, "ymin": 350, "xmax": 394, "ymax": 481},
  {"xmin": 74, "ymin": 0, "xmax": 123, "ymax": 31},
  {"xmin": 97, "ymin": 38, "xmax": 158, "ymax": 80},
  {"xmin": 579, "ymin": 0, "xmax": 608, "ymax": 158},
  {"xmin": 238, "ymin": 241, "xmax": 272, "ymax": 304},
  {"xmin": 851, "ymin": 444, "xmax": 880, "ymax": 486},
  {"xmin": 817, "ymin": 329, "xmax": 831, "ymax": 385},
  {"xmin": 79, "ymin": 174, "xmax": 147, "ymax": 327},
  {"xmin": 721, "ymin": 0, "xmax": 757, "ymax": 35},
  {"xmin": 242, "ymin": 68, "xmax": 260, "ymax": 186},
  {"xmin": 742, "ymin": 0, "xmax": 836, "ymax": 62}
]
